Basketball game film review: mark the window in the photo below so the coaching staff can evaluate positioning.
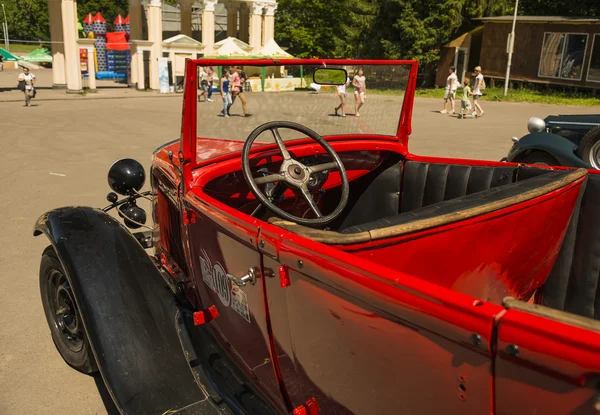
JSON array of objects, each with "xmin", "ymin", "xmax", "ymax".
[
  {"xmin": 587, "ymin": 34, "xmax": 600, "ymax": 82},
  {"xmin": 539, "ymin": 32, "xmax": 588, "ymax": 80}
]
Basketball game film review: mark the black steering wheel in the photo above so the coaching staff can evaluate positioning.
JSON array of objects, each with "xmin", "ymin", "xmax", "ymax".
[{"xmin": 242, "ymin": 121, "xmax": 349, "ymax": 227}]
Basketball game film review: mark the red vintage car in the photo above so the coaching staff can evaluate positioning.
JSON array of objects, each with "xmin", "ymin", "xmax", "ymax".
[{"xmin": 34, "ymin": 59, "xmax": 600, "ymax": 415}]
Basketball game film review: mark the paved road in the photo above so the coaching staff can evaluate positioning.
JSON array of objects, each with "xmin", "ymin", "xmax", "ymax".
[{"xmin": 0, "ymin": 68, "xmax": 597, "ymax": 415}]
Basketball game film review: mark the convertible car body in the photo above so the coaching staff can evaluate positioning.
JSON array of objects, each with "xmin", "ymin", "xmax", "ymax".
[
  {"xmin": 34, "ymin": 59, "xmax": 600, "ymax": 415},
  {"xmin": 506, "ymin": 114, "xmax": 600, "ymax": 169}
]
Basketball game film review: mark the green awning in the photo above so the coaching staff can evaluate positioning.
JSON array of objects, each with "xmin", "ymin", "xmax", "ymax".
[
  {"xmin": 0, "ymin": 47, "xmax": 19, "ymax": 61},
  {"xmin": 21, "ymin": 48, "xmax": 53, "ymax": 63}
]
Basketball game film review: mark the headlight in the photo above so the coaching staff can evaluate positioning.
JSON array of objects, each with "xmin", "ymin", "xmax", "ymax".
[{"xmin": 527, "ymin": 117, "xmax": 546, "ymax": 133}]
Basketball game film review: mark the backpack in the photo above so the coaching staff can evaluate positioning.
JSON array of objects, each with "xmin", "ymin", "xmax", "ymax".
[{"xmin": 480, "ymin": 77, "xmax": 486, "ymax": 91}]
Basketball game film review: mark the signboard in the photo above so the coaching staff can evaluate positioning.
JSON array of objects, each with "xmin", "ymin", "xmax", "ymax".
[
  {"xmin": 79, "ymin": 48, "xmax": 88, "ymax": 73},
  {"xmin": 158, "ymin": 57, "xmax": 170, "ymax": 93}
]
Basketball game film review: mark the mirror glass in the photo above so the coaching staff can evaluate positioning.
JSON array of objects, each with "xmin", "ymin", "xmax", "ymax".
[{"xmin": 313, "ymin": 68, "xmax": 348, "ymax": 85}]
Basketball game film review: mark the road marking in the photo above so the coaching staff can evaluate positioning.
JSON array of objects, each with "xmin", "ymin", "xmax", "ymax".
[{"xmin": 49, "ymin": 172, "xmax": 66, "ymax": 177}]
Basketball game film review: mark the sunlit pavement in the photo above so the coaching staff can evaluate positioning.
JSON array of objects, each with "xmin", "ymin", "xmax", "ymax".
[{"xmin": 0, "ymin": 68, "xmax": 597, "ymax": 414}]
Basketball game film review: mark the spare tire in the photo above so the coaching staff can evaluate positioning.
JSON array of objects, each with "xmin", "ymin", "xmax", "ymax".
[{"xmin": 577, "ymin": 125, "xmax": 600, "ymax": 169}]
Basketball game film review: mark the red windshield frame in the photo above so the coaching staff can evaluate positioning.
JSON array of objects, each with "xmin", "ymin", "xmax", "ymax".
[{"xmin": 180, "ymin": 58, "xmax": 418, "ymax": 191}]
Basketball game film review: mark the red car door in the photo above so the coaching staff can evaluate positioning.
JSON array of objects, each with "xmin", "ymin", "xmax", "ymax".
[
  {"xmin": 258, "ymin": 225, "xmax": 501, "ymax": 414},
  {"xmin": 183, "ymin": 192, "xmax": 288, "ymax": 412},
  {"xmin": 494, "ymin": 300, "xmax": 600, "ymax": 415}
]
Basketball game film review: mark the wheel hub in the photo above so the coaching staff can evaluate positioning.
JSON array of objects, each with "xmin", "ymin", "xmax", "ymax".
[{"xmin": 48, "ymin": 270, "xmax": 84, "ymax": 352}]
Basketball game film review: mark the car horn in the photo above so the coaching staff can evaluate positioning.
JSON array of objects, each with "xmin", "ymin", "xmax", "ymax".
[{"xmin": 103, "ymin": 158, "xmax": 151, "ymax": 229}]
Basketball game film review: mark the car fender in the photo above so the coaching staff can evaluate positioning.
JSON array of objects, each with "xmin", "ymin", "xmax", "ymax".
[
  {"xmin": 33, "ymin": 207, "xmax": 206, "ymax": 415},
  {"xmin": 507, "ymin": 132, "xmax": 592, "ymax": 168}
]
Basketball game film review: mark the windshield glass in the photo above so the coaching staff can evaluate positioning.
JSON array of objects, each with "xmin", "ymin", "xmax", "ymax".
[{"xmin": 196, "ymin": 63, "xmax": 410, "ymax": 163}]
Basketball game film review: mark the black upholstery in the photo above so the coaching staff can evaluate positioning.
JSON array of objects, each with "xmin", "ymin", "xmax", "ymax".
[
  {"xmin": 341, "ymin": 170, "xmax": 574, "ymax": 234},
  {"xmin": 540, "ymin": 174, "xmax": 600, "ymax": 319},
  {"xmin": 400, "ymin": 162, "xmax": 516, "ymax": 212}
]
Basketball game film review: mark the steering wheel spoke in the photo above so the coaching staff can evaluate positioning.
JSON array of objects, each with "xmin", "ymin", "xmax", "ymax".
[
  {"xmin": 300, "ymin": 186, "xmax": 322, "ymax": 218},
  {"xmin": 255, "ymin": 172, "xmax": 286, "ymax": 185},
  {"xmin": 271, "ymin": 128, "xmax": 292, "ymax": 160},
  {"xmin": 308, "ymin": 162, "xmax": 338, "ymax": 174}
]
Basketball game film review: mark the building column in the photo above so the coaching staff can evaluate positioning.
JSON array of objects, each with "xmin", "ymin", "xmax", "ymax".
[
  {"xmin": 129, "ymin": 0, "xmax": 143, "ymax": 87},
  {"xmin": 85, "ymin": 47, "xmax": 97, "ymax": 91},
  {"xmin": 238, "ymin": 3, "xmax": 249, "ymax": 43},
  {"xmin": 136, "ymin": 47, "xmax": 145, "ymax": 90},
  {"xmin": 262, "ymin": 3, "xmax": 276, "ymax": 45},
  {"xmin": 263, "ymin": 3, "xmax": 277, "ymax": 45},
  {"xmin": 61, "ymin": 0, "xmax": 82, "ymax": 93},
  {"xmin": 249, "ymin": 2, "xmax": 264, "ymax": 53},
  {"xmin": 200, "ymin": 0, "xmax": 218, "ymax": 55},
  {"xmin": 48, "ymin": 0, "xmax": 66, "ymax": 88},
  {"xmin": 147, "ymin": 0, "xmax": 163, "ymax": 91},
  {"xmin": 179, "ymin": 0, "xmax": 193, "ymax": 36},
  {"xmin": 225, "ymin": 2, "xmax": 238, "ymax": 38}
]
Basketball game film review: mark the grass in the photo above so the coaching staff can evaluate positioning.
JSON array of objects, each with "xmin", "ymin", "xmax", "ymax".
[{"xmin": 413, "ymin": 86, "xmax": 600, "ymax": 106}]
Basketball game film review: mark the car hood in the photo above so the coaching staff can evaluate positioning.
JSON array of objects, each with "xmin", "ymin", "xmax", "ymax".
[{"xmin": 545, "ymin": 114, "xmax": 600, "ymax": 127}]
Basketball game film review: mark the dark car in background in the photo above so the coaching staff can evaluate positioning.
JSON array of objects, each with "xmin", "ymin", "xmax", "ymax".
[{"xmin": 505, "ymin": 114, "xmax": 600, "ymax": 169}]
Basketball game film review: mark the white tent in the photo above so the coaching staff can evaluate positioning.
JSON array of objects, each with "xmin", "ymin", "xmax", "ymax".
[
  {"xmin": 256, "ymin": 39, "xmax": 293, "ymax": 58},
  {"xmin": 213, "ymin": 37, "xmax": 252, "ymax": 53},
  {"xmin": 209, "ymin": 37, "xmax": 250, "ymax": 57}
]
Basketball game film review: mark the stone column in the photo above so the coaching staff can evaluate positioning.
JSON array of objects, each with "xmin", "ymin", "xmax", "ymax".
[
  {"xmin": 263, "ymin": 3, "xmax": 276, "ymax": 45},
  {"xmin": 129, "ymin": 0, "xmax": 143, "ymax": 87},
  {"xmin": 61, "ymin": 0, "xmax": 82, "ymax": 93},
  {"xmin": 179, "ymin": 0, "xmax": 194, "ymax": 36},
  {"xmin": 47, "ymin": 0, "xmax": 66, "ymax": 88},
  {"xmin": 249, "ymin": 2, "xmax": 264, "ymax": 53},
  {"xmin": 225, "ymin": 2, "xmax": 238, "ymax": 38},
  {"xmin": 200, "ymin": 0, "xmax": 218, "ymax": 55},
  {"xmin": 238, "ymin": 3, "xmax": 249, "ymax": 43},
  {"xmin": 147, "ymin": 0, "xmax": 163, "ymax": 91},
  {"xmin": 136, "ymin": 46, "xmax": 145, "ymax": 90}
]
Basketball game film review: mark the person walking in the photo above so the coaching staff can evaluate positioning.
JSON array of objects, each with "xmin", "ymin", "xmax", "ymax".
[
  {"xmin": 441, "ymin": 66, "xmax": 459, "ymax": 114},
  {"xmin": 459, "ymin": 79, "xmax": 473, "ymax": 118},
  {"xmin": 230, "ymin": 66, "xmax": 251, "ymax": 117},
  {"xmin": 206, "ymin": 66, "xmax": 214, "ymax": 102},
  {"xmin": 0, "ymin": 54, "xmax": 4, "ymax": 72},
  {"xmin": 473, "ymin": 66, "xmax": 485, "ymax": 116},
  {"xmin": 334, "ymin": 75, "xmax": 350, "ymax": 117},
  {"xmin": 17, "ymin": 67, "xmax": 36, "ymax": 107},
  {"xmin": 198, "ymin": 66, "xmax": 209, "ymax": 102},
  {"xmin": 352, "ymin": 68, "xmax": 366, "ymax": 116},
  {"xmin": 220, "ymin": 70, "xmax": 232, "ymax": 117}
]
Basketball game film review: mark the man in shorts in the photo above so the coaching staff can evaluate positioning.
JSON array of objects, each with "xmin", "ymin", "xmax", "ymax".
[
  {"xmin": 230, "ymin": 66, "xmax": 251, "ymax": 117},
  {"xmin": 198, "ymin": 66, "xmax": 209, "ymax": 102}
]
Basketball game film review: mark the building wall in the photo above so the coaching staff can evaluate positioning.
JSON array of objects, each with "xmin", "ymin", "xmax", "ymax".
[{"xmin": 480, "ymin": 21, "xmax": 599, "ymax": 87}]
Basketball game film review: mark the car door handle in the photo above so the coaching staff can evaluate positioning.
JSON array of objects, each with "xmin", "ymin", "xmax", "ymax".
[{"xmin": 227, "ymin": 267, "xmax": 258, "ymax": 287}]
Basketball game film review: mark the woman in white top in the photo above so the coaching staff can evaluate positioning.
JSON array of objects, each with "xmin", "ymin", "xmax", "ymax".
[
  {"xmin": 352, "ymin": 68, "xmax": 366, "ymax": 116},
  {"xmin": 17, "ymin": 67, "xmax": 36, "ymax": 107},
  {"xmin": 472, "ymin": 66, "xmax": 485, "ymax": 116},
  {"xmin": 334, "ymin": 76, "xmax": 350, "ymax": 117},
  {"xmin": 441, "ymin": 66, "xmax": 459, "ymax": 114}
]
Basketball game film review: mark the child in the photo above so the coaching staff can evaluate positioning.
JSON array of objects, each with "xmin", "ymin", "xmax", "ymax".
[
  {"xmin": 334, "ymin": 75, "xmax": 350, "ymax": 117},
  {"xmin": 352, "ymin": 68, "xmax": 366, "ymax": 116},
  {"xmin": 441, "ymin": 66, "xmax": 458, "ymax": 114},
  {"xmin": 460, "ymin": 79, "xmax": 473, "ymax": 118}
]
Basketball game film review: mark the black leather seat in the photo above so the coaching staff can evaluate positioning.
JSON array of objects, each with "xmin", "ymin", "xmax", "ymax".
[{"xmin": 341, "ymin": 169, "xmax": 579, "ymax": 234}]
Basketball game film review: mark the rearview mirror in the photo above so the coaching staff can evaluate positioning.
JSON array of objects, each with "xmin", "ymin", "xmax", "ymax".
[{"xmin": 313, "ymin": 68, "xmax": 348, "ymax": 85}]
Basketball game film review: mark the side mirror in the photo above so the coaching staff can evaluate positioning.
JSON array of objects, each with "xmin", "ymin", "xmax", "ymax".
[
  {"xmin": 107, "ymin": 159, "xmax": 146, "ymax": 196},
  {"xmin": 313, "ymin": 68, "xmax": 348, "ymax": 86}
]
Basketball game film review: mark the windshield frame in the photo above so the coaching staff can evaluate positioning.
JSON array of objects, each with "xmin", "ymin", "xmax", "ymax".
[{"xmin": 180, "ymin": 59, "xmax": 418, "ymax": 180}]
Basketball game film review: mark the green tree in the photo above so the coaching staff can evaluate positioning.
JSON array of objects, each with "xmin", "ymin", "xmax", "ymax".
[
  {"xmin": 2, "ymin": 0, "xmax": 50, "ymax": 41},
  {"xmin": 520, "ymin": 0, "xmax": 599, "ymax": 16}
]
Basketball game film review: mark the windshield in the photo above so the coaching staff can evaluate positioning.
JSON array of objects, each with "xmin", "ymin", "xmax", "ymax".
[{"xmin": 195, "ymin": 63, "xmax": 410, "ymax": 163}]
